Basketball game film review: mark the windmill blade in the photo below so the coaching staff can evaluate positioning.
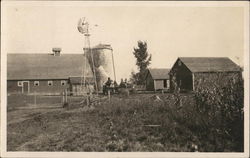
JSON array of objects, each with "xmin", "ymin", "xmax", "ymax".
[
  {"xmin": 77, "ymin": 17, "xmax": 89, "ymax": 34},
  {"xmin": 77, "ymin": 18, "xmax": 83, "ymax": 33},
  {"xmin": 77, "ymin": 26, "xmax": 84, "ymax": 34}
]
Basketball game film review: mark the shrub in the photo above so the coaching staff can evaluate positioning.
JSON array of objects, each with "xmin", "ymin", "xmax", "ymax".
[{"xmin": 193, "ymin": 72, "xmax": 244, "ymax": 151}]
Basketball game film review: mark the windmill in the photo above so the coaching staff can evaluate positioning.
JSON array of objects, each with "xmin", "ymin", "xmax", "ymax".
[{"xmin": 77, "ymin": 17, "xmax": 98, "ymax": 95}]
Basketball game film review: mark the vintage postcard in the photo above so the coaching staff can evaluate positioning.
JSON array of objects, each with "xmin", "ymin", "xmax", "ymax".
[{"xmin": 1, "ymin": 1, "xmax": 249, "ymax": 158}]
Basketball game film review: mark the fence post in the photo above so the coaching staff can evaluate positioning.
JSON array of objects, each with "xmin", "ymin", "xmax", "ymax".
[
  {"xmin": 65, "ymin": 89, "xmax": 68, "ymax": 103},
  {"xmin": 34, "ymin": 91, "xmax": 37, "ymax": 106},
  {"xmin": 108, "ymin": 90, "xmax": 111, "ymax": 103},
  {"xmin": 62, "ymin": 91, "xmax": 65, "ymax": 104}
]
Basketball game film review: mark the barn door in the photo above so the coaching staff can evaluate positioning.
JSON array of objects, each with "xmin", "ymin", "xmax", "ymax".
[{"xmin": 22, "ymin": 81, "xmax": 29, "ymax": 94}]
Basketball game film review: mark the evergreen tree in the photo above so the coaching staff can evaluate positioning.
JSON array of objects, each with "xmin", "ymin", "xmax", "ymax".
[{"xmin": 132, "ymin": 41, "xmax": 152, "ymax": 85}]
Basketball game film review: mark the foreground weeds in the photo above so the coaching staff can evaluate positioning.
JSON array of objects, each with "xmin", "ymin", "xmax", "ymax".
[{"xmin": 7, "ymin": 89, "xmax": 243, "ymax": 151}]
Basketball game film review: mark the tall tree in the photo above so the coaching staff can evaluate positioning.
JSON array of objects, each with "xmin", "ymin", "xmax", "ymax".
[{"xmin": 132, "ymin": 41, "xmax": 152, "ymax": 85}]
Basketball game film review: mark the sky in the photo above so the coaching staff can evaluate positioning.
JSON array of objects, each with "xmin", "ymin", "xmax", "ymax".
[{"xmin": 2, "ymin": 1, "xmax": 247, "ymax": 81}]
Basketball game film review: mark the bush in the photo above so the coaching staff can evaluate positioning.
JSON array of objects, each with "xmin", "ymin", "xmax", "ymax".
[{"xmin": 193, "ymin": 73, "xmax": 244, "ymax": 151}]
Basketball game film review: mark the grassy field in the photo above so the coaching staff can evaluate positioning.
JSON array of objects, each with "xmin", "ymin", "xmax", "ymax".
[{"xmin": 7, "ymin": 93, "xmax": 242, "ymax": 152}]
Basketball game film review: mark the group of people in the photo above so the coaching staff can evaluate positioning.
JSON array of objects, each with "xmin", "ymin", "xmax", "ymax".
[
  {"xmin": 103, "ymin": 77, "xmax": 130, "ymax": 94},
  {"xmin": 104, "ymin": 77, "xmax": 118, "ymax": 89},
  {"xmin": 119, "ymin": 78, "xmax": 129, "ymax": 88}
]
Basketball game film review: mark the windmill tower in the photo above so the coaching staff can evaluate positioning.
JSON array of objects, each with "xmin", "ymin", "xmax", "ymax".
[{"xmin": 77, "ymin": 17, "xmax": 98, "ymax": 95}]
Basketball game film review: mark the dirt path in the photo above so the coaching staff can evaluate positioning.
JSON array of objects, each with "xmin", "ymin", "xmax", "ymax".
[{"xmin": 7, "ymin": 103, "xmax": 63, "ymax": 125}]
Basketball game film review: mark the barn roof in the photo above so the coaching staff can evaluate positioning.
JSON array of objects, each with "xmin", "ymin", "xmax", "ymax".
[
  {"xmin": 7, "ymin": 54, "xmax": 93, "ymax": 80},
  {"xmin": 147, "ymin": 68, "xmax": 170, "ymax": 80},
  {"xmin": 178, "ymin": 57, "xmax": 241, "ymax": 73}
]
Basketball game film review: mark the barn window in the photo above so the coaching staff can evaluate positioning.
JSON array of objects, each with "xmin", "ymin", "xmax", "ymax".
[
  {"xmin": 61, "ymin": 80, "xmax": 67, "ymax": 86},
  {"xmin": 34, "ymin": 81, "xmax": 39, "ymax": 86},
  {"xmin": 48, "ymin": 81, "xmax": 53, "ymax": 86},
  {"xmin": 17, "ymin": 81, "xmax": 23, "ymax": 87}
]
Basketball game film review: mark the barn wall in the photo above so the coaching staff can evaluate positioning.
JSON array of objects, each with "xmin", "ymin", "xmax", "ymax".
[
  {"xmin": 154, "ymin": 80, "xmax": 164, "ymax": 90},
  {"xmin": 169, "ymin": 75, "xmax": 174, "ymax": 91},
  {"xmin": 30, "ymin": 80, "xmax": 68, "ymax": 95},
  {"xmin": 7, "ymin": 80, "xmax": 22, "ymax": 93},
  {"xmin": 145, "ymin": 73, "xmax": 154, "ymax": 91},
  {"xmin": 7, "ymin": 79, "xmax": 69, "ymax": 95},
  {"xmin": 170, "ymin": 59, "xmax": 193, "ymax": 91},
  {"xmin": 193, "ymin": 72, "xmax": 242, "ymax": 91}
]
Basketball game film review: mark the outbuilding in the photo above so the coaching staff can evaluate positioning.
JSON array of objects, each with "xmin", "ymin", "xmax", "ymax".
[
  {"xmin": 169, "ymin": 57, "xmax": 242, "ymax": 92},
  {"xmin": 145, "ymin": 68, "xmax": 170, "ymax": 91},
  {"xmin": 69, "ymin": 77, "xmax": 95, "ymax": 96}
]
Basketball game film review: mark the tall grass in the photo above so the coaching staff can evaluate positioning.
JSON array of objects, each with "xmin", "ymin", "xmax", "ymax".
[{"xmin": 95, "ymin": 94, "xmax": 200, "ymax": 151}]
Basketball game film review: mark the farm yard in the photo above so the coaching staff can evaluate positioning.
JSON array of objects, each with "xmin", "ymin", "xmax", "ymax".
[
  {"xmin": 4, "ymin": 2, "xmax": 247, "ymax": 156},
  {"xmin": 6, "ymin": 51, "xmax": 244, "ymax": 153},
  {"xmin": 7, "ymin": 90, "xmax": 243, "ymax": 152}
]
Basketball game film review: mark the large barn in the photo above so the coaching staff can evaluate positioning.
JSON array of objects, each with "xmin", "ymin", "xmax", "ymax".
[
  {"xmin": 145, "ymin": 68, "xmax": 170, "ymax": 91},
  {"xmin": 7, "ymin": 49, "xmax": 93, "ymax": 95},
  {"xmin": 169, "ymin": 57, "xmax": 242, "ymax": 92}
]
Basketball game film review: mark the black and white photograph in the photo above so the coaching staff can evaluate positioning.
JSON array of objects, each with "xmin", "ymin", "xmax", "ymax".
[{"xmin": 1, "ymin": 1, "xmax": 249, "ymax": 157}]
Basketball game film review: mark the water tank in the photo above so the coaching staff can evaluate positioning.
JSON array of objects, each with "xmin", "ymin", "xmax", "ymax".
[{"xmin": 85, "ymin": 44, "xmax": 115, "ymax": 91}]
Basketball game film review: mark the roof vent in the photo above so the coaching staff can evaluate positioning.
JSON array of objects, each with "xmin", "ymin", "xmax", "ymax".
[{"xmin": 52, "ymin": 48, "xmax": 61, "ymax": 56}]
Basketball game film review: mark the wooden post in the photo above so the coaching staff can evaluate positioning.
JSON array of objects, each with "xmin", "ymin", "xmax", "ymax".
[
  {"xmin": 108, "ymin": 90, "xmax": 111, "ymax": 103},
  {"xmin": 153, "ymin": 80, "xmax": 156, "ymax": 93},
  {"xmin": 62, "ymin": 91, "xmax": 65, "ymax": 104},
  {"xmin": 192, "ymin": 73, "xmax": 195, "ymax": 91},
  {"xmin": 111, "ymin": 49, "xmax": 117, "ymax": 82},
  {"xmin": 65, "ymin": 89, "xmax": 68, "ymax": 103},
  {"xmin": 34, "ymin": 91, "xmax": 37, "ymax": 106}
]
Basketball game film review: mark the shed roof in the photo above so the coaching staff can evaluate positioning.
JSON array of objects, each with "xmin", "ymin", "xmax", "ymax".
[
  {"xmin": 147, "ymin": 68, "xmax": 170, "ymax": 80},
  {"xmin": 178, "ymin": 57, "xmax": 241, "ymax": 73},
  {"xmin": 7, "ymin": 54, "xmax": 93, "ymax": 80}
]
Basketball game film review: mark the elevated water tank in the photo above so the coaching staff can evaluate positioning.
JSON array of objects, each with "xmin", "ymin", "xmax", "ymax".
[{"xmin": 85, "ymin": 44, "xmax": 115, "ymax": 91}]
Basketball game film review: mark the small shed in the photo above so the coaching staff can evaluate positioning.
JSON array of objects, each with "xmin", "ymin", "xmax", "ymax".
[
  {"xmin": 145, "ymin": 68, "xmax": 170, "ymax": 91},
  {"xmin": 169, "ymin": 57, "xmax": 242, "ymax": 92},
  {"xmin": 69, "ymin": 77, "xmax": 95, "ymax": 95}
]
